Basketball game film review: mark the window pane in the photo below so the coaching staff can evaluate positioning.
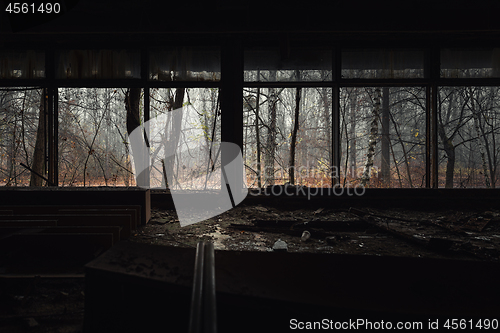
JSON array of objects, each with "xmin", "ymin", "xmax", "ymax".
[
  {"xmin": 148, "ymin": 88, "xmax": 221, "ymax": 189},
  {"xmin": 0, "ymin": 51, "xmax": 45, "ymax": 79},
  {"xmin": 150, "ymin": 48, "xmax": 221, "ymax": 81},
  {"xmin": 342, "ymin": 49, "xmax": 425, "ymax": 79},
  {"xmin": 243, "ymin": 87, "xmax": 332, "ymax": 187},
  {"xmin": 58, "ymin": 88, "xmax": 134, "ymax": 186},
  {"xmin": 56, "ymin": 50, "xmax": 141, "ymax": 79},
  {"xmin": 0, "ymin": 88, "xmax": 44, "ymax": 186},
  {"xmin": 438, "ymin": 86, "xmax": 500, "ymax": 188},
  {"xmin": 340, "ymin": 87, "xmax": 426, "ymax": 188},
  {"xmin": 440, "ymin": 48, "xmax": 500, "ymax": 78},
  {"xmin": 244, "ymin": 48, "xmax": 332, "ymax": 81}
]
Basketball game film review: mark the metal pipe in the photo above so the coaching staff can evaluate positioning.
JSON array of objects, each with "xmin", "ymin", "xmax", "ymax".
[
  {"xmin": 203, "ymin": 242, "xmax": 217, "ymax": 333},
  {"xmin": 188, "ymin": 241, "xmax": 205, "ymax": 333}
]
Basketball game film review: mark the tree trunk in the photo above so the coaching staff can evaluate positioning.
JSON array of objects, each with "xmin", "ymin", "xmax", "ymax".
[
  {"xmin": 438, "ymin": 123, "xmax": 455, "ymax": 188},
  {"xmin": 322, "ymin": 85, "xmax": 332, "ymax": 183},
  {"xmin": 163, "ymin": 88, "xmax": 185, "ymax": 188},
  {"xmin": 349, "ymin": 89, "xmax": 357, "ymax": 179},
  {"xmin": 6, "ymin": 119, "xmax": 15, "ymax": 186},
  {"xmin": 438, "ymin": 89, "xmax": 462, "ymax": 189},
  {"xmin": 264, "ymin": 70, "xmax": 277, "ymax": 186},
  {"xmin": 473, "ymin": 87, "xmax": 496, "ymax": 188},
  {"xmin": 390, "ymin": 103, "xmax": 414, "ymax": 188},
  {"xmin": 125, "ymin": 88, "xmax": 142, "ymax": 186},
  {"xmin": 483, "ymin": 87, "xmax": 497, "ymax": 187},
  {"xmin": 255, "ymin": 83, "xmax": 262, "ymax": 188},
  {"xmin": 319, "ymin": 71, "xmax": 332, "ymax": 177},
  {"xmin": 469, "ymin": 90, "xmax": 491, "ymax": 188},
  {"xmin": 30, "ymin": 89, "xmax": 47, "ymax": 186},
  {"xmin": 380, "ymin": 87, "xmax": 390, "ymax": 186},
  {"xmin": 360, "ymin": 88, "xmax": 381, "ymax": 187},
  {"xmin": 125, "ymin": 88, "xmax": 141, "ymax": 136},
  {"xmin": 289, "ymin": 84, "xmax": 302, "ymax": 184}
]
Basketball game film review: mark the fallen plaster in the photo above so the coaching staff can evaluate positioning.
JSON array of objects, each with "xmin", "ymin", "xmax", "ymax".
[{"xmin": 203, "ymin": 224, "xmax": 231, "ymax": 250}]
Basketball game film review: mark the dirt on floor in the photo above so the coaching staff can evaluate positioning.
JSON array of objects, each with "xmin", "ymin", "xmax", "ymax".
[
  {"xmin": 2, "ymin": 204, "xmax": 499, "ymax": 332},
  {"xmin": 130, "ymin": 204, "xmax": 500, "ymax": 262},
  {"xmin": 0, "ymin": 277, "xmax": 85, "ymax": 333}
]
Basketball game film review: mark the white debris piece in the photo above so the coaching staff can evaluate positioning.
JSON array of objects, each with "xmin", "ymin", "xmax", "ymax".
[
  {"xmin": 272, "ymin": 239, "xmax": 288, "ymax": 252},
  {"xmin": 25, "ymin": 318, "xmax": 39, "ymax": 328},
  {"xmin": 301, "ymin": 230, "xmax": 311, "ymax": 242}
]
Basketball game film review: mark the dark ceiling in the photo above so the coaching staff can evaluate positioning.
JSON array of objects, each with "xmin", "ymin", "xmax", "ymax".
[{"xmin": 1, "ymin": 0, "xmax": 500, "ymax": 45}]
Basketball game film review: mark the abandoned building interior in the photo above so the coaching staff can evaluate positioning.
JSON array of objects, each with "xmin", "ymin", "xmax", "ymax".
[{"xmin": 1, "ymin": 0, "xmax": 500, "ymax": 332}]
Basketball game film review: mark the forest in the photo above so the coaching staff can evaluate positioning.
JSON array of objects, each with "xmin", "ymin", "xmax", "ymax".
[{"xmin": 1, "ymin": 48, "xmax": 499, "ymax": 189}]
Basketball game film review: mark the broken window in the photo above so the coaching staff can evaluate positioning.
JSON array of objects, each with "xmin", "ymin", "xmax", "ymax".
[
  {"xmin": 342, "ymin": 49, "xmax": 425, "ymax": 79},
  {"xmin": 0, "ymin": 51, "xmax": 45, "ymax": 79},
  {"xmin": 441, "ymin": 48, "xmax": 500, "ymax": 78},
  {"xmin": 340, "ymin": 87, "xmax": 426, "ymax": 188},
  {"xmin": 56, "ymin": 50, "xmax": 141, "ymax": 79},
  {"xmin": 244, "ymin": 47, "xmax": 332, "ymax": 82},
  {"xmin": 438, "ymin": 86, "xmax": 500, "ymax": 188},
  {"xmin": 149, "ymin": 47, "xmax": 221, "ymax": 81}
]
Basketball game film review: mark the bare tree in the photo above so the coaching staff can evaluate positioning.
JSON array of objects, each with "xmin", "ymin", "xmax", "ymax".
[
  {"xmin": 30, "ymin": 89, "xmax": 46, "ymax": 186},
  {"xmin": 288, "ymin": 81, "xmax": 302, "ymax": 184},
  {"xmin": 349, "ymin": 88, "xmax": 357, "ymax": 181},
  {"xmin": 255, "ymin": 84, "xmax": 262, "ymax": 188},
  {"xmin": 438, "ymin": 88, "xmax": 464, "ymax": 188},
  {"xmin": 264, "ymin": 70, "xmax": 277, "ymax": 186},
  {"xmin": 380, "ymin": 87, "xmax": 390, "ymax": 186},
  {"xmin": 360, "ymin": 88, "xmax": 381, "ymax": 187},
  {"xmin": 468, "ymin": 87, "xmax": 491, "ymax": 188}
]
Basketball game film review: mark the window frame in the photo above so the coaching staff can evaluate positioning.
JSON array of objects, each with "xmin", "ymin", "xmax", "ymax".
[{"xmin": 1, "ymin": 40, "xmax": 500, "ymax": 189}]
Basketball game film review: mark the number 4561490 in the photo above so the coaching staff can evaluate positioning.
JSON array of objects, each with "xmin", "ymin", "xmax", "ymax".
[
  {"xmin": 444, "ymin": 319, "xmax": 499, "ymax": 330},
  {"xmin": 5, "ymin": 3, "xmax": 61, "ymax": 14}
]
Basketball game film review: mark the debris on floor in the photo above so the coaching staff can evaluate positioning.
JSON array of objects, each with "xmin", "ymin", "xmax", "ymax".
[
  {"xmin": 300, "ymin": 230, "xmax": 311, "ymax": 242},
  {"xmin": 272, "ymin": 239, "xmax": 288, "ymax": 252},
  {"xmin": 131, "ymin": 205, "xmax": 500, "ymax": 262},
  {"xmin": 0, "ymin": 277, "xmax": 85, "ymax": 333}
]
